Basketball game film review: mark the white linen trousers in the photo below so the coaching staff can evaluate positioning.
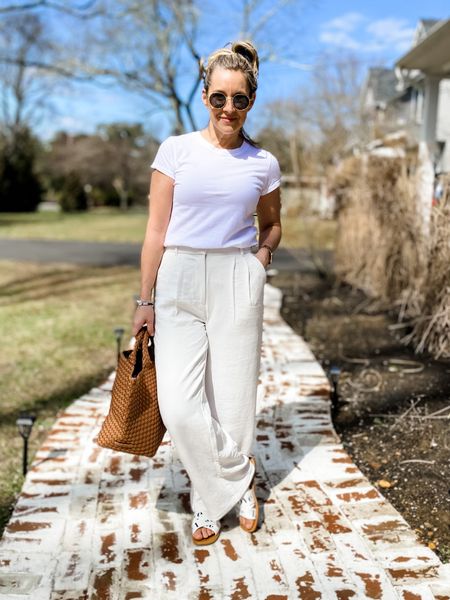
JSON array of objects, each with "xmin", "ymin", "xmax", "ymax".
[{"xmin": 153, "ymin": 245, "xmax": 266, "ymax": 521}]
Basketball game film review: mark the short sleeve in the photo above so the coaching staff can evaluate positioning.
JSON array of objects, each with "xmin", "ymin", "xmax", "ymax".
[
  {"xmin": 150, "ymin": 136, "xmax": 176, "ymax": 179},
  {"xmin": 261, "ymin": 152, "xmax": 281, "ymax": 196}
]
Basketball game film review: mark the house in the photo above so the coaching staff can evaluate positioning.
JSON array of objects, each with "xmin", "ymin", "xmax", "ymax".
[
  {"xmin": 360, "ymin": 67, "xmax": 399, "ymax": 137},
  {"xmin": 360, "ymin": 18, "xmax": 450, "ymax": 174},
  {"xmin": 395, "ymin": 18, "xmax": 450, "ymax": 174}
]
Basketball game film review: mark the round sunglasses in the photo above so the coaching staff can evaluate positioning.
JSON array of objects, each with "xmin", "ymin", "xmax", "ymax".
[{"xmin": 208, "ymin": 92, "xmax": 251, "ymax": 111}]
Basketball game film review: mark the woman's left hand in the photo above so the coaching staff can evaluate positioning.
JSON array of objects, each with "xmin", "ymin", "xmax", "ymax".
[{"xmin": 255, "ymin": 248, "xmax": 270, "ymax": 268}]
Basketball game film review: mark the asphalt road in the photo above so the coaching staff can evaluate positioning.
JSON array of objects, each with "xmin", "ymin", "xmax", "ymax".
[{"xmin": 0, "ymin": 237, "xmax": 332, "ymax": 272}]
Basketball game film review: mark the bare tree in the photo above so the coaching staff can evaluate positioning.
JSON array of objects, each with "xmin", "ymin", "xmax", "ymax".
[
  {"xmin": 257, "ymin": 97, "xmax": 311, "ymax": 176},
  {"xmin": 301, "ymin": 52, "xmax": 366, "ymax": 168},
  {"xmin": 67, "ymin": 0, "xmax": 310, "ymax": 133},
  {"xmin": 1, "ymin": 0, "xmax": 203, "ymax": 133},
  {"xmin": 237, "ymin": 0, "xmax": 307, "ymax": 56},
  {"xmin": 0, "ymin": 0, "xmax": 312, "ymax": 135},
  {"xmin": 255, "ymin": 52, "xmax": 367, "ymax": 176},
  {"xmin": 88, "ymin": 0, "xmax": 203, "ymax": 133},
  {"xmin": 0, "ymin": 0, "xmax": 102, "ymax": 18},
  {"xmin": 0, "ymin": 13, "xmax": 56, "ymax": 135}
]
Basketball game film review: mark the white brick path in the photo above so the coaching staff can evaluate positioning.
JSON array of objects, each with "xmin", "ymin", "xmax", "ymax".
[{"xmin": 0, "ymin": 284, "xmax": 449, "ymax": 599}]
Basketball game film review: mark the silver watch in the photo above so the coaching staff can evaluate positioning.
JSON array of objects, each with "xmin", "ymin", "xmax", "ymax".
[{"xmin": 136, "ymin": 299, "xmax": 154, "ymax": 307}]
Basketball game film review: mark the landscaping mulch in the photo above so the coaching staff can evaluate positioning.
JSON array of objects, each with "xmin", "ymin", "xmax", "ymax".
[{"xmin": 272, "ymin": 251, "xmax": 450, "ymax": 564}]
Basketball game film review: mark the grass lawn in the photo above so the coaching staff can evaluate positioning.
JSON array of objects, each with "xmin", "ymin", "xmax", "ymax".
[
  {"xmin": 0, "ymin": 259, "xmax": 141, "ymax": 536},
  {"xmin": 280, "ymin": 214, "xmax": 336, "ymax": 250},
  {"xmin": 0, "ymin": 207, "xmax": 337, "ymax": 250},
  {"xmin": 0, "ymin": 208, "xmax": 148, "ymax": 243}
]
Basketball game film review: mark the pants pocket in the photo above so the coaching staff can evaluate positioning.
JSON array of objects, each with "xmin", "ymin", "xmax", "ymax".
[
  {"xmin": 248, "ymin": 253, "xmax": 267, "ymax": 279},
  {"xmin": 245, "ymin": 253, "xmax": 266, "ymax": 306}
]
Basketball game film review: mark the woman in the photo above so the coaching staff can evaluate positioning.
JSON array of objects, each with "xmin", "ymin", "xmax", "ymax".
[{"xmin": 132, "ymin": 40, "xmax": 282, "ymax": 546}]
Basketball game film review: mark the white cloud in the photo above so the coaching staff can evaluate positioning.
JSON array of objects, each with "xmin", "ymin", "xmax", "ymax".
[
  {"xmin": 322, "ymin": 12, "xmax": 365, "ymax": 33},
  {"xmin": 320, "ymin": 13, "xmax": 415, "ymax": 55},
  {"xmin": 320, "ymin": 30, "xmax": 361, "ymax": 50},
  {"xmin": 366, "ymin": 19, "xmax": 415, "ymax": 53},
  {"xmin": 319, "ymin": 12, "xmax": 364, "ymax": 49}
]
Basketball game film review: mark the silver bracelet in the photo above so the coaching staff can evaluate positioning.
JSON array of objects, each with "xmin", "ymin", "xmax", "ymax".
[{"xmin": 136, "ymin": 299, "xmax": 154, "ymax": 307}]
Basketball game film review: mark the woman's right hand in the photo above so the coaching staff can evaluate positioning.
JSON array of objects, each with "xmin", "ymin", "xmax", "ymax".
[{"xmin": 132, "ymin": 306, "xmax": 155, "ymax": 337}]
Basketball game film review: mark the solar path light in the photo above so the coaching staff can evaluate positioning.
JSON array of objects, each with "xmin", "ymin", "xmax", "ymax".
[
  {"xmin": 113, "ymin": 327, "xmax": 125, "ymax": 364},
  {"xmin": 16, "ymin": 411, "xmax": 36, "ymax": 476},
  {"xmin": 329, "ymin": 365, "xmax": 341, "ymax": 413}
]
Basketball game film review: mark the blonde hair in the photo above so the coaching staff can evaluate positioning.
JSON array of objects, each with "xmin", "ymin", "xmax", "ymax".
[
  {"xmin": 201, "ymin": 40, "xmax": 259, "ymax": 95},
  {"xmin": 200, "ymin": 40, "xmax": 260, "ymax": 147}
]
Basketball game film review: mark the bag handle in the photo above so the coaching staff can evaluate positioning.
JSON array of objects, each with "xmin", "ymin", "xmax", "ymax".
[{"xmin": 132, "ymin": 326, "xmax": 155, "ymax": 369}]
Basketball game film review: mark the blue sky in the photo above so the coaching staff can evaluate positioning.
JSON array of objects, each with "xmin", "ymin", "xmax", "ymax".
[{"xmin": 36, "ymin": 0, "xmax": 450, "ymax": 141}]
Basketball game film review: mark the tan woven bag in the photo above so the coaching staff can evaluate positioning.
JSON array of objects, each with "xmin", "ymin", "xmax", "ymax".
[{"xmin": 96, "ymin": 326, "xmax": 166, "ymax": 457}]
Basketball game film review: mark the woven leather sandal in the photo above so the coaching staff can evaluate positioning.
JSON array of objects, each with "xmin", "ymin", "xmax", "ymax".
[
  {"xmin": 237, "ymin": 455, "xmax": 259, "ymax": 533},
  {"xmin": 191, "ymin": 512, "xmax": 221, "ymax": 546}
]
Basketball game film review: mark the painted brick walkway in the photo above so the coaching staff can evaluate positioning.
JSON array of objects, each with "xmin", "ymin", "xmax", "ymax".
[{"xmin": 1, "ymin": 284, "xmax": 449, "ymax": 600}]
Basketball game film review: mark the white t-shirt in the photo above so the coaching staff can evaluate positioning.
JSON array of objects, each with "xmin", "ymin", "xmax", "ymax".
[{"xmin": 150, "ymin": 131, "xmax": 281, "ymax": 249}]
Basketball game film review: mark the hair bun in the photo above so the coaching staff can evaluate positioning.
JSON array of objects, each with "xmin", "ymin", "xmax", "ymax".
[{"xmin": 231, "ymin": 40, "xmax": 259, "ymax": 78}]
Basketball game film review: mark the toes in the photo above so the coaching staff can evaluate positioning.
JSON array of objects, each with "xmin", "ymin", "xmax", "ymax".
[
  {"xmin": 193, "ymin": 527, "xmax": 215, "ymax": 540},
  {"xmin": 240, "ymin": 517, "xmax": 253, "ymax": 530},
  {"xmin": 202, "ymin": 527, "xmax": 214, "ymax": 538}
]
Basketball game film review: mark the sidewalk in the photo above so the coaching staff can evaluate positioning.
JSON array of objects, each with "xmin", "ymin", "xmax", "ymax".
[{"xmin": 0, "ymin": 284, "xmax": 449, "ymax": 599}]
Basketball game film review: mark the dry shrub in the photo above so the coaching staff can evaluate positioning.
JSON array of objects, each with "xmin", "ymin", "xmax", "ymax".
[
  {"xmin": 332, "ymin": 158, "xmax": 450, "ymax": 359},
  {"xmin": 402, "ymin": 197, "xmax": 450, "ymax": 358},
  {"xmin": 332, "ymin": 155, "xmax": 425, "ymax": 302},
  {"xmin": 332, "ymin": 158, "xmax": 382, "ymax": 296}
]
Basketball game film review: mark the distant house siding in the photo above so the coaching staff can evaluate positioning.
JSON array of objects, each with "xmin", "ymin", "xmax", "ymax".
[{"xmin": 437, "ymin": 80, "xmax": 450, "ymax": 172}]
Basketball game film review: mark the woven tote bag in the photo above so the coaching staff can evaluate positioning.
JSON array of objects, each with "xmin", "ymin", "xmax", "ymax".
[{"xmin": 96, "ymin": 326, "xmax": 166, "ymax": 457}]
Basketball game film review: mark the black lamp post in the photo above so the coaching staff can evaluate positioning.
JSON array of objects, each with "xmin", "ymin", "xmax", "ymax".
[
  {"xmin": 329, "ymin": 365, "xmax": 341, "ymax": 413},
  {"xmin": 16, "ymin": 411, "xmax": 36, "ymax": 476},
  {"xmin": 113, "ymin": 327, "xmax": 125, "ymax": 363}
]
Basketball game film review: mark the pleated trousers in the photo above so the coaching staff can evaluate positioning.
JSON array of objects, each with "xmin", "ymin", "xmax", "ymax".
[{"xmin": 153, "ymin": 245, "xmax": 266, "ymax": 521}]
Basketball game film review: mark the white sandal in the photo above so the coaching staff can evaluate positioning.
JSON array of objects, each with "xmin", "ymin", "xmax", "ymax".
[
  {"xmin": 191, "ymin": 511, "xmax": 221, "ymax": 546},
  {"xmin": 236, "ymin": 456, "xmax": 259, "ymax": 533}
]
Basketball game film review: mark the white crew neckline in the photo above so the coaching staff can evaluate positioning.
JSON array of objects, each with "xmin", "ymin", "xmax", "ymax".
[{"xmin": 195, "ymin": 130, "xmax": 247, "ymax": 156}]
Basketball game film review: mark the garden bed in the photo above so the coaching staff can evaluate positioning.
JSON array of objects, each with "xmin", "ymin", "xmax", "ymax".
[{"xmin": 272, "ymin": 254, "xmax": 450, "ymax": 564}]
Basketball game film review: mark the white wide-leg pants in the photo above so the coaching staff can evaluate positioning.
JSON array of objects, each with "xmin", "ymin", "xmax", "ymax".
[{"xmin": 153, "ymin": 245, "xmax": 266, "ymax": 521}]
